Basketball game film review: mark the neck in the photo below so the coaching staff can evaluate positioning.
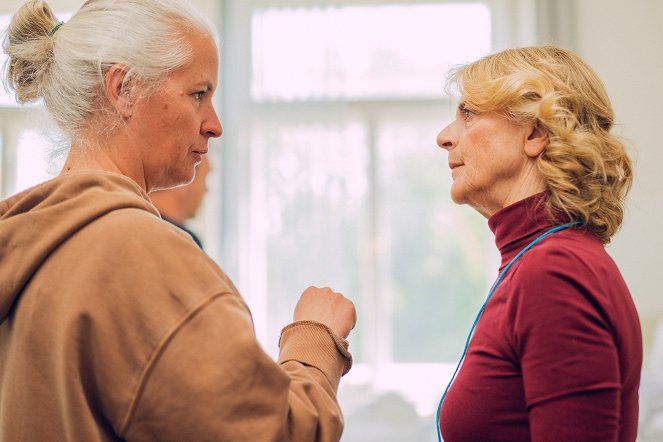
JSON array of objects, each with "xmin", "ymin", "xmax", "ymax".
[
  {"xmin": 62, "ymin": 130, "xmax": 147, "ymax": 191},
  {"xmin": 469, "ymin": 164, "xmax": 546, "ymax": 218}
]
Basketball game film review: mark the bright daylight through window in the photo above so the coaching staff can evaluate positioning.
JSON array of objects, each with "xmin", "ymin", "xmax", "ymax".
[{"xmin": 231, "ymin": 4, "xmax": 495, "ymax": 438}]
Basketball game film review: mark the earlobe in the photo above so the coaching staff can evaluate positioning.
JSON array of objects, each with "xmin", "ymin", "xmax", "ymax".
[
  {"xmin": 524, "ymin": 123, "xmax": 548, "ymax": 158},
  {"xmin": 104, "ymin": 64, "xmax": 134, "ymax": 119}
]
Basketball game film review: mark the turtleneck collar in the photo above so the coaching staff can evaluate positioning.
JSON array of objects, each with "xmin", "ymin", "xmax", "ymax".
[{"xmin": 488, "ymin": 193, "xmax": 554, "ymax": 271}]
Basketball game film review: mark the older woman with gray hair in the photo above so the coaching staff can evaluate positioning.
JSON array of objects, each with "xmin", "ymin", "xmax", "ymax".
[
  {"xmin": 435, "ymin": 45, "xmax": 641, "ymax": 441},
  {"xmin": 0, "ymin": 1, "xmax": 356, "ymax": 440}
]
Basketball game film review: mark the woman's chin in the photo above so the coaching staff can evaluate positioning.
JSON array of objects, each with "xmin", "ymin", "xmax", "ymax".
[
  {"xmin": 449, "ymin": 184, "xmax": 466, "ymax": 205},
  {"xmin": 153, "ymin": 171, "xmax": 196, "ymax": 192}
]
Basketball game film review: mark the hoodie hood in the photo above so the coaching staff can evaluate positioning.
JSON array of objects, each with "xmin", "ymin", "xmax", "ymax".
[{"xmin": 0, "ymin": 171, "xmax": 158, "ymax": 323}]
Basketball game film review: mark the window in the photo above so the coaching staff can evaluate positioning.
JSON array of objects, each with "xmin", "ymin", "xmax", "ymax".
[
  {"xmin": 14, "ymin": 130, "xmax": 56, "ymax": 192},
  {"xmin": 251, "ymin": 4, "xmax": 491, "ymax": 100},
  {"xmin": 216, "ymin": 2, "xmax": 535, "ymax": 440}
]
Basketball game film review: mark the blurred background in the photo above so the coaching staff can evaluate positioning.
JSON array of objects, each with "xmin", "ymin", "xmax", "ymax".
[{"xmin": 2, "ymin": 1, "xmax": 662, "ymax": 440}]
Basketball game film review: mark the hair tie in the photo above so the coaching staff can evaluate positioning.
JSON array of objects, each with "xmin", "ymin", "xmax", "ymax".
[{"xmin": 49, "ymin": 21, "xmax": 64, "ymax": 36}]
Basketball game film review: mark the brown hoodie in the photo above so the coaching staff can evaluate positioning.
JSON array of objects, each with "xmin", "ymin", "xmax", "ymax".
[{"xmin": 0, "ymin": 171, "xmax": 352, "ymax": 441}]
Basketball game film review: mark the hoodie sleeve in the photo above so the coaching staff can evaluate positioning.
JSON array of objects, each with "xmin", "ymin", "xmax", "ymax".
[
  {"xmin": 70, "ymin": 206, "xmax": 352, "ymax": 441},
  {"xmin": 118, "ymin": 292, "xmax": 351, "ymax": 442}
]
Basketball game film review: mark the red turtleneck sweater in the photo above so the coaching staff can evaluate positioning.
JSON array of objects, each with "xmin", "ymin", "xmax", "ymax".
[{"xmin": 439, "ymin": 194, "xmax": 642, "ymax": 441}]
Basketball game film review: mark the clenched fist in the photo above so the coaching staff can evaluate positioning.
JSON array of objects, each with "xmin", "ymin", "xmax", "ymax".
[{"xmin": 293, "ymin": 286, "xmax": 357, "ymax": 339}]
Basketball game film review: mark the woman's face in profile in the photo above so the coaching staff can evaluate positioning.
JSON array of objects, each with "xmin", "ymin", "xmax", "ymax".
[
  {"xmin": 129, "ymin": 33, "xmax": 223, "ymax": 192},
  {"xmin": 436, "ymin": 103, "xmax": 534, "ymax": 216}
]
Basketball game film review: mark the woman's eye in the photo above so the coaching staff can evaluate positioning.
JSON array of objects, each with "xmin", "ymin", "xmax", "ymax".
[
  {"xmin": 460, "ymin": 106, "xmax": 473, "ymax": 120},
  {"xmin": 194, "ymin": 91, "xmax": 207, "ymax": 100}
]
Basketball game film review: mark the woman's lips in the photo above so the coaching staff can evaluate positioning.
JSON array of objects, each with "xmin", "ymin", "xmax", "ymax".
[{"xmin": 450, "ymin": 163, "xmax": 464, "ymax": 177}]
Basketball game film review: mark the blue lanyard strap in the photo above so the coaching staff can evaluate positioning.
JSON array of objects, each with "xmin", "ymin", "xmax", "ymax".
[{"xmin": 435, "ymin": 221, "xmax": 579, "ymax": 442}]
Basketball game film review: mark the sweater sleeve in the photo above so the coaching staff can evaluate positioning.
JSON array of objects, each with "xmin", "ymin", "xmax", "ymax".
[
  {"xmin": 510, "ymin": 248, "xmax": 621, "ymax": 442},
  {"xmin": 120, "ymin": 292, "xmax": 351, "ymax": 442}
]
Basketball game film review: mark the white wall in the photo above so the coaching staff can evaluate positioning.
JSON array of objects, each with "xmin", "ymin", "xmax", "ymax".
[{"xmin": 572, "ymin": 0, "xmax": 663, "ymax": 356}]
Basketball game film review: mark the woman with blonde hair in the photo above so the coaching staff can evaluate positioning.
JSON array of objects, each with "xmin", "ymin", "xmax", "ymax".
[
  {"xmin": 0, "ymin": 1, "xmax": 355, "ymax": 440},
  {"xmin": 435, "ymin": 45, "xmax": 641, "ymax": 441}
]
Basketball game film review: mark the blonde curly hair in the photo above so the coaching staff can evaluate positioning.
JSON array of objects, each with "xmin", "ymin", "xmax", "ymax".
[{"xmin": 445, "ymin": 45, "xmax": 632, "ymax": 244}]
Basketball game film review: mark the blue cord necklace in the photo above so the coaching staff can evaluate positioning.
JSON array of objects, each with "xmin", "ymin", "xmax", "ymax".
[{"xmin": 435, "ymin": 221, "xmax": 579, "ymax": 442}]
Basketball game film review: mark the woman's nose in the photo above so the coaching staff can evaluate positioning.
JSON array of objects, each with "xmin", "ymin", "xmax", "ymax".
[
  {"xmin": 436, "ymin": 122, "xmax": 457, "ymax": 151},
  {"xmin": 203, "ymin": 107, "xmax": 223, "ymax": 138}
]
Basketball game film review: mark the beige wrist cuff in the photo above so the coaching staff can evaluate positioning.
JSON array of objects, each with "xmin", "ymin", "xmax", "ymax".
[{"xmin": 278, "ymin": 320, "xmax": 353, "ymax": 383}]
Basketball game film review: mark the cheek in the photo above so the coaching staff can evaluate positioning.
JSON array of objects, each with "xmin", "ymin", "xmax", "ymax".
[
  {"xmin": 164, "ymin": 116, "xmax": 197, "ymax": 149},
  {"xmin": 158, "ymin": 100, "xmax": 193, "ymax": 127},
  {"xmin": 465, "ymin": 129, "xmax": 498, "ymax": 164},
  {"xmin": 459, "ymin": 147, "xmax": 497, "ymax": 189}
]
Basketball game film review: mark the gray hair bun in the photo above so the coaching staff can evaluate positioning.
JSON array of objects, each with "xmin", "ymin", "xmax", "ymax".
[{"xmin": 3, "ymin": 0, "xmax": 60, "ymax": 103}]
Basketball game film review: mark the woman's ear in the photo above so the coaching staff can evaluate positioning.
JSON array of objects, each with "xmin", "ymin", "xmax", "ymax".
[
  {"xmin": 524, "ymin": 122, "xmax": 549, "ymax": 158},
  {"xmin": 104, "ymin": 64, "xmax": 134, "ymax": 119}
]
